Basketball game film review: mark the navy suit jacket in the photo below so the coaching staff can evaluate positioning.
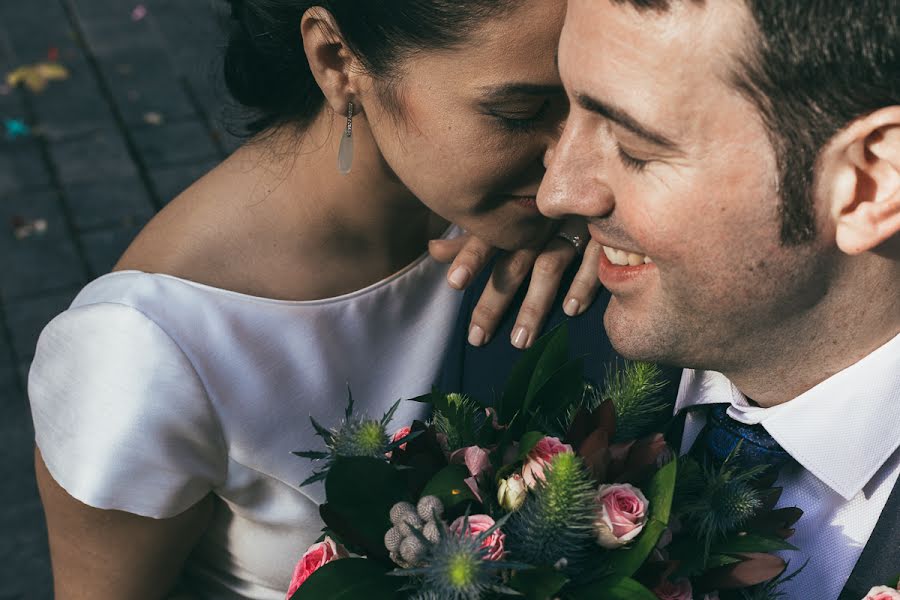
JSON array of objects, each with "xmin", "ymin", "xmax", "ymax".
[{"xmin": 437, "ymin": 256, "xmax": 681, "ymax": 407}]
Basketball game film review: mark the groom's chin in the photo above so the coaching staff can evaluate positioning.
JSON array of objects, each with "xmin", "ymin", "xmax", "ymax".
[{"xmin": 602, "ymin": 301, "xmax": 678, "ymax": 365}]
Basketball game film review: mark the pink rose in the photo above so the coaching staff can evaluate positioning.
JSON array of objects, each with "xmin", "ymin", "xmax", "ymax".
[
  {"xmin": 653, "ymin": 578, "xmax": 693, "ymax": 600},
  {"xmin": 522, "ymin": 436, "xmax": 574, "ymax": 488},
  {"xmin": 863, "ymin": 586, "xmax": 900, "ymax": 600},
  {"xmin": 285, "ymin": 536, "xmax": 349, "ymax": 598},
  {"xmin": 450, "ymin": 514, "xmax": 506, "ymax": 561},
  {"xmin": 386, "ymin": 426, "xmax": 413, "ymax": 458},
  {"xmin": 593, "ymin": 483, "xmax": 649, "ymax": 549}
]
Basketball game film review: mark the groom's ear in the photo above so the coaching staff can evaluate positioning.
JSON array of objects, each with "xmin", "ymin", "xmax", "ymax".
[
  {"xmin": 818, "ymin": 106, "xmax": 900, "ymax": 255},
  {"xmin": 300, "ymin": 7, "xmax": 363, "ymax": 115}
]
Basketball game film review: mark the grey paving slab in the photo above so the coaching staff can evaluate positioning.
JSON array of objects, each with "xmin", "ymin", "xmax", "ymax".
[
  {"xmin": 0, "ymin": 141, "xmax": 52, "ymax": 197},
  {"xmin": 0, "ymin": 239, "xmax": 85, "ymax": 304},
  {"xmin": 4, "ymin": 288, "xmax": 80, "ymax": 361},
  {"xmin": 63, "ymin": 176, "xmax": 155, "ymax": 230},
  {"xmin": 133, "ymin": 119, "xmax": 219, "ymax": 168},
  {"xmin": 80, "ymin": 222, "xmax": 143, "ymax": 276},
  {"xmin": 148, "ymin": 158, "xmax": 218, "ymax": 204},
  {"xmin": 29, "ymin": 59, "xmax": 117, "ymax": 140},
  {"xmin": 47, "ymin": 128, "xmax": 137, "ymax": 184}
]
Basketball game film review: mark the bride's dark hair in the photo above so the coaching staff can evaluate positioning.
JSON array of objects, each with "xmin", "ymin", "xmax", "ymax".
[{"xmin": 224, "ymin": 0, "xmax": 516, "ymax": 136}]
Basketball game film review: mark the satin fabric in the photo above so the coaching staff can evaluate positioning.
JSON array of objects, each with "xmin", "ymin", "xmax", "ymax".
[{"xmin": 29, "ymin": 248, "xmax": 462, "ymax": 599}]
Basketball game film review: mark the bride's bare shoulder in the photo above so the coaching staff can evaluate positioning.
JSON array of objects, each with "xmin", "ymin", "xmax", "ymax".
[{"xmin": 114, "ymin": 156, "xmax": 257, "ymax": 286}]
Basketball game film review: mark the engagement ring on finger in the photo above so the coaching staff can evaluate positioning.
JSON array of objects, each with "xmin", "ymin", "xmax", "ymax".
[{"xmin": 556, "ymin": 231, "xmax": 587, "ymax": 253}]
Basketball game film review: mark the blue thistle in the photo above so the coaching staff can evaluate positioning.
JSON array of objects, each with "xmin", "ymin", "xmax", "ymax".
[
  {"xmin": 390, "ymin": 513, "xmax": 528, "ymax": 600},
  {"xmin": 677, "ymin": 450, "xmax": 768, "ymax": 558},
  {"xmin": 504, "ymin": 452, "xmax": 596, "ymax": 568},
  {"xmin": 293, "ymin": 388, "xmax": 414, "ymax": 486}
]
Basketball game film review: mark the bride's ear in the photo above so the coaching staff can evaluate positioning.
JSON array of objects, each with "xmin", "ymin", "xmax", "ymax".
[
  {"xmin": 819, "ymin": 106, "xmax": 900, "ymax": 255},
  {"xmin": 300, "ymin": 7, "xmax": 363, "ymax": 115}
]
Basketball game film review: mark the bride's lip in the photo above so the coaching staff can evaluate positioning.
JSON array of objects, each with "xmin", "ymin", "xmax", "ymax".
[{"xmin": 501, "ymin": 194, "xmax": 540, "ymax": 212}]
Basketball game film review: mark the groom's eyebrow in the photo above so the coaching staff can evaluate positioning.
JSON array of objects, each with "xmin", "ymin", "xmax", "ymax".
[
  {"xmin": 575, "ymin": 92, "xmax": 679, "ymax": 151},
  {"xmin": 478, "ymin": 83, "xmax": 564, "ymax": 101}
]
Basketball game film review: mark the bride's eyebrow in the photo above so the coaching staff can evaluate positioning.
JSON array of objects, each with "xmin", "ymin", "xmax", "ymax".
[{"xmin": 478, "ymin": 83, "xmax": 564, "ymax": 101}]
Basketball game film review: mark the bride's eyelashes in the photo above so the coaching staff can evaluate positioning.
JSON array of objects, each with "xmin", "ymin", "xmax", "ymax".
[
  {"xmin": 486, "ymin": 99, "xmax": 551, "ymax": 133},
  {"xmin": 616, "ymin": 142, "xmax": 651, "ymax": 172}
]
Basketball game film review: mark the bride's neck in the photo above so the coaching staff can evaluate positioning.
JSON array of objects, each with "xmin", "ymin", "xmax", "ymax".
[{"xmin": 236, "ymin": 112, "xmax": 444, "ymax": 275}]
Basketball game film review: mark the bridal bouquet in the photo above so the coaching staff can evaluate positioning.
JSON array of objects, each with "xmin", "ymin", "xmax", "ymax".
[{"xmin": 288, "ymin": 326, "xmax": 802, "ymax": 600}]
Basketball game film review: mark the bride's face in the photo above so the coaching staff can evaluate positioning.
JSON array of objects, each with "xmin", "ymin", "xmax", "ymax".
[{"xmin": 361, "ymin": 0, "xmax": 567, "ymax": 250}]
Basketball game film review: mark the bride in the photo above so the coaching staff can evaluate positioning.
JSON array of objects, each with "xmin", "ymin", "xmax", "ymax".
[{"xmin": 27, "ymin": 1, "xmax": 603, "ymax": 598}]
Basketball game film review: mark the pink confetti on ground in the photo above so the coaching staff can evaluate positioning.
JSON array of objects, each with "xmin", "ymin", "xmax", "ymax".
[{"xmin": 131, "ymin": 4, "xmax": 148, "ymax": 21}]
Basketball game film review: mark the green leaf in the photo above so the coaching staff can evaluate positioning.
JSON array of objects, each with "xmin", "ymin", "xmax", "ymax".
[
  {"xmin": 523, "ymin": 326, "xmax": 571, "ymax": 410},
  {"xmin": 516, "ymin": 431, "xmax": 547, "ymax": 461},
  {"xmin": 509, "ymin": 567, "xmax": 569, "ymax": 600},
  {"xmin": 606, "ymin": 457, "xmax": 677, "ymax": 577},
  {"xmin": 710, "ymin": 533, "xmax": 798, "ymax": 555},
  {"xmin": 522, "ymin": 359, "xmax": 586, "ymax": 435},
  {"xmin": 568, "ymin": 575, "xmax": 658, "ymax": 600},
  {"xmin": 421, "ymin": 464, "xmax": 478, "ymax": 508},
  {"xmin": 290, "ymin": 558, "xmax": 401, "ymax": 600},
  {"xmin": 320, "ymin": 457, "xmax": 407, "ymax": 559},
  {"xmin": 498, "ymin": 325, "xmax": 567, "ymax": 423},
  {"xmin": 704, "ymin": 554, "xmax": 743, "ymax": 568}
]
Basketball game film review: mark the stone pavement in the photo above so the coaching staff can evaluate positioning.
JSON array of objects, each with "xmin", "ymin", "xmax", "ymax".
[{"xmin": 0, "ymin": 1, "xmax": 239, "ymax": 596}]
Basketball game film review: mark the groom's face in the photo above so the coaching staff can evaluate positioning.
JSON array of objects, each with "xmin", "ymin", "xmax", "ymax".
[{"xmin": 539, "ymin": 0, "xmax": 833, "ymax": 370}]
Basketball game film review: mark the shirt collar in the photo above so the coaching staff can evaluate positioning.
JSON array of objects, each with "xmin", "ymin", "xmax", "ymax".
[{"xmin": 675, "ymin": 333, "xmax": 900, "ymax": 500}]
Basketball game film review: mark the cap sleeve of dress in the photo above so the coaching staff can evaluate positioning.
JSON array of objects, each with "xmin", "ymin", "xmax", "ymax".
[{"xmin": 28, "ymin": 302, "xmax": 227, "ymax": 519}]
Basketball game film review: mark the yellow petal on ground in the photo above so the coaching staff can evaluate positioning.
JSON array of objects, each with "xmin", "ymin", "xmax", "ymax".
[
  {"xmin": 35, "ymin": 63, "xmax": 69, "ymax": 81},
  {"xmin": 5, "ymin": 63, "xmax": 69, "ymax": 93}
]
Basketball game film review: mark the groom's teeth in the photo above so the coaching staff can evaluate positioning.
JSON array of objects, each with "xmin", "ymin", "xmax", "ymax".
[{"xmin": 602, "ymin": 245, "xmax": 651, "ymax": 267}]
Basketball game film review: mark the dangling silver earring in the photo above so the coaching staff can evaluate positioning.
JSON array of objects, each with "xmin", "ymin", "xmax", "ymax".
[{"xmin": 337, "ymin": 101, "xmax": 354, "ymax": 175}]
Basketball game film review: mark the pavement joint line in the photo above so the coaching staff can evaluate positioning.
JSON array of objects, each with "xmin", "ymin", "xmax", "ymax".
[
  {"xmin": 15, "ymin": 81, "xmax": 94, "ymax": 283},
  {"xmin": 0, "ymin": 299, "xmax": 25, "ymax": 397},
  {"xmin": 58, "ymin": 0, "xmax": 183, "ymax": 212}
]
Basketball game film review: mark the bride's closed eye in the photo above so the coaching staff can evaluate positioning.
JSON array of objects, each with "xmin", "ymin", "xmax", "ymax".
[{"xmin": 487, "ymin": 99, "xmax": 551, "ymax": 133}]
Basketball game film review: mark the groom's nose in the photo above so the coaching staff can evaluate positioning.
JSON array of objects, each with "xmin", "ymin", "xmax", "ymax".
[{"xmin": 538, "ymin": 117, "xmax": 615, "ymax": 221}]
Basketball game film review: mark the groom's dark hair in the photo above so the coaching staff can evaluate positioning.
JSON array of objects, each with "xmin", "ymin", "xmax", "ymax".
[
  {"xmin": 223, "ymin": 0, "xmax": 516, "ymax": 137},
  {"xmin": 613, "ymin": 0, "xmax": 899, "ymax": 245}
]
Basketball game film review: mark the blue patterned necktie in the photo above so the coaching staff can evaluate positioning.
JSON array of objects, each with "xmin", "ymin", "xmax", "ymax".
[{"xmin": 691, "ymin": 404, "xmax": 794, "ymax": 472}]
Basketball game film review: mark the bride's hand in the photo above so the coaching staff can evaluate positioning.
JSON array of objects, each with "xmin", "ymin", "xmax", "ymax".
[{"xmin": 428, "ymin": 220, "xmax": 603, "ymax": 349}]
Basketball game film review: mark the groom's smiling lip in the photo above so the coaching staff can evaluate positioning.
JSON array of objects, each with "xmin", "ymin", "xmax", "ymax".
[{"xmin": 588, "ymin": 224, "xmax": 656, "ymax": 289}]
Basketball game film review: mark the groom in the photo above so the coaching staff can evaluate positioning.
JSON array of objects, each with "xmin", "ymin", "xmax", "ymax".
[{"xmin": 535, "ymin": 1, "xmax": 900, "ymax": 598}]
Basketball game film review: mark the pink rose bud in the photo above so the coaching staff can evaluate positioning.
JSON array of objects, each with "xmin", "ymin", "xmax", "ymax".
[
  {"xmin": 450, "ymin": 514, "xmax": 506, "ymax": 561},
  {"xmin": 864, "ymin": 586, "xmax": 900, "ymax": 600},
  {"xmin": 285, "ymin": 536, "xmax": 349, "ymax": 598},
  {"xmin": 521, "ymin": 436, "xmax": 574, "ymax": 488},
  {"xmin": 652, "ymin": 578, "xmax": 693, "ymax": 600},
  {"xmin": 497, "ymin": 473, "xmax": 528, "ymax": 511},
  {"xmin": 386, "ymin": 426, "xmax": 412, "ymax": 459},
  {"xmin": 593, "ymin": 483, "xmax": 649, "ymax": 549}
]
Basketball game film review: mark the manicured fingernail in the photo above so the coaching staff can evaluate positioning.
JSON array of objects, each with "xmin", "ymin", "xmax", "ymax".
[
  {"xmin": 468, "ymin": 325, "xmax": 486, "ymax": 347},
  {"xmin": 448, "ymin": 267, "xmax": 470, "ymax": 289},
  {"xmin": 565, "ymin": 298, "xmax": 580, "ymax": 316},
  {"xmin": 511, "ymin": 326, "xmax": 529, "ymax": 349}
]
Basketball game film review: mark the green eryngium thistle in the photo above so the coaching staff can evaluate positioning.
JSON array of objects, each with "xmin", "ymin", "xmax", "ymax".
[
  {"xmin": 676, "ymin": 453, "xmax": 768, "ymax": 559},
  {"xmin": 430, "ymin": 393, "xmax": 486, "ymax": 452},
  {"xmin": 294, "ymin": 388, "xmax": 406, "ymax": 487},
  {"xmin": 505, "ymin": 452, "xmax": 596, "ymax": 568},
  {"xmin": 391, "ymin": 514, "xmax": 526, "ymax": 600},
  {"xmin": 603, "ymin": 361, "xmax": 671, "ymax": 442}
]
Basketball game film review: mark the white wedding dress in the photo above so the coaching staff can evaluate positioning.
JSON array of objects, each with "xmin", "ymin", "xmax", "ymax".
[{"xmin": 28, "ymin": 241, "xmax": 462, "ymax": 599}]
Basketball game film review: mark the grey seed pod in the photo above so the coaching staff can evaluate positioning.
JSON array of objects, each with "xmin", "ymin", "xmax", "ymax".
[
  {"xmin": 397, "ymin": 515, "xmax": 424, "ymax": 537},
  {"xmin": 422, "ymin": 520, "xmax": 440, "ymax": 544},
  {"xmin": 399, "ymin": 535, "xmax": 426, "ymax": 565},
  {"xmin": 416, "ymin": 495, "xmax": 444, "ymax": 522},
  {"xmin": 389, "ymin": 550, "xmax": 408, "ymax": 568},
  {"xmin": 389, "ymin": 501, "xmax": 417, "ymax": 526},
  {"xmin": 384, "ymin": 526, "xmax": 403, "ymax": 552}
]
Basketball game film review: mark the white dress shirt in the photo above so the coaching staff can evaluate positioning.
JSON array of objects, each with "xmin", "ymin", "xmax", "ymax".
[{"xmin": 675, "ymin": 333, "xmax": 900, "ymax": 600}]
